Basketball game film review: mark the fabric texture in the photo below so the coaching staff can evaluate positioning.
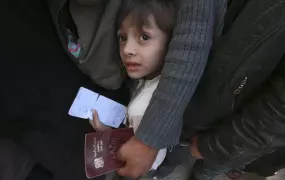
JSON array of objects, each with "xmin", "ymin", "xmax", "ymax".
[
  {"xmin": 181, "ymin": 0, "xmax": 285, "ymax": 178},
  {"xmin": 196, "ymin": 0, "xmax": 285, "ymax": 163},
  {"xmin": 183, "ymin": 0, "xmax": 285, "ymax": 140}
]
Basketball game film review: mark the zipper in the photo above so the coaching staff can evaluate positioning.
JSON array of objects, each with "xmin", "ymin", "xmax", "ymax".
[
  {"xmin": 232, "ymin": 77, "xmax": 247, "ymax": 111},
  {"xmin": 168, "ymin": 145, "xmax": 173, "ymax": 152}
]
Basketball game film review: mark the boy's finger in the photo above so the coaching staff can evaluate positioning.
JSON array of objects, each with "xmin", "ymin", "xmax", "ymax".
[
  {"xmin": 92, "ymin": 110, "xmax": 101, "ymax": 126},
  {"xmin": 92, "ymin": 110, "xmax": 98, "ymax": 119}
]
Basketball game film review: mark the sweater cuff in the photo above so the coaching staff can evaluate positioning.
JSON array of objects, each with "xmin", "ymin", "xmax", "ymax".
[{"xmin": 135, "ymin": 119, "xmax": 181, "ymax": 150}]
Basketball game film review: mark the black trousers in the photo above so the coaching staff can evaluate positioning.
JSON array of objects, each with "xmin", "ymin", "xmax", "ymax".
[{"xmin": 0, "ymin": 0, "xmax": 128, "ymax": 180}]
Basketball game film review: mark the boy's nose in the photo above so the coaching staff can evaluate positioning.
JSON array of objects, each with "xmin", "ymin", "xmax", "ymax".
[{"xmin": 123, "ymin": 40, "xmax": 137, "ymax": 56}]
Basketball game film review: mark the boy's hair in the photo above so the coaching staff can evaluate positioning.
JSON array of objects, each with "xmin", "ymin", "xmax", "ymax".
[{"xmin": 117, "ymin": 0, "xmax": 176, "ymax": 36}]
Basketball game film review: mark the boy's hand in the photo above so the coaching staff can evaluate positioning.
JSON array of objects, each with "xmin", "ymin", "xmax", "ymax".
[{"xmin": 89, "ymin": 110, "xmax": 111, "ymax": 131}]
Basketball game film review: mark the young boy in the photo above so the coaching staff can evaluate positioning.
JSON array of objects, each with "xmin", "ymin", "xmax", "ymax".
[{"xmin": 90, "ymin": 0, "xmax": 176, "ymax": 176}]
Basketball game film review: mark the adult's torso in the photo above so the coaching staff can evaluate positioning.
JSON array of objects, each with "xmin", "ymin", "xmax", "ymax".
[{"xmin": 182, "ymin": 0, "xmax": 285, "ymax": 139}]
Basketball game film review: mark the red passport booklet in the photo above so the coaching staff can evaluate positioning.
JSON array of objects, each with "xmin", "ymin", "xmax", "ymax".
[{"xmin": 85, "ymin": 128, "xmax": 134, "ymax": 179}]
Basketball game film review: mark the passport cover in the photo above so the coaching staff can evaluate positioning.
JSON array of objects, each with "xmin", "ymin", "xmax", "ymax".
[{"xmin": 85, "ymin": 128, "xmax": 134, "ymax": 179}]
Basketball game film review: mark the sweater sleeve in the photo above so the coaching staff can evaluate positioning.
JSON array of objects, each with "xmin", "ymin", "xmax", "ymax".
[{"xmin": 135, "ymin": 0, "xmax": 216, "ymax": 149}]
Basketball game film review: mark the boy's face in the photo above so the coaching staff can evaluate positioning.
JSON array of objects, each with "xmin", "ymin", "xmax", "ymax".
[{"xmin": 118, "ymin": 15, "xmax": 168, "ymax": 79}]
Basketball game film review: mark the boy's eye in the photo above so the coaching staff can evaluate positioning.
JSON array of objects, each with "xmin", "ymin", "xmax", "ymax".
[
  {"xmin": 119, "ymin": 35, "xmax": 127, "ymax": 42},
  {"xmin": 140, "ymin": 34, "xmax": 150, "ymax": 41}
]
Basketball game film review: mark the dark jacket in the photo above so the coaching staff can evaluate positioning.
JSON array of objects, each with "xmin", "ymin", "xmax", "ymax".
[{"xmin": 183, "ymin": 0, "xmax": 285, "ymax": 163}]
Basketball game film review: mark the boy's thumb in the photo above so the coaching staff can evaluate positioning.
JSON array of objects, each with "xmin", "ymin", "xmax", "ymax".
[{"xmin": 92, "ymin": 110, "xmax": 98, "ymax": 118}]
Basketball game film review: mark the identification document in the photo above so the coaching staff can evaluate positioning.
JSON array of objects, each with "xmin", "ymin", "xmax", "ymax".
[
  {"xmin": 85, "ymin": 128, "xmax": 134, "ymax": 178},
  {"xmin": 68, "ymin": 87, "xmax": 127, "ymax": 128}
]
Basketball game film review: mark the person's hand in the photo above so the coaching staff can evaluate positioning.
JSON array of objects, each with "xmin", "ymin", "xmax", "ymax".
[
  {"xmin": 190, "ymin": 136, "xmax": 204, "ymax": 159},
  {"xmin": 89, "ymin": 110, "xmax": 111, "ymax": 131},
  {"xmin": 116, "ymin": 137, "xmax": 158, "ymax": 178}
]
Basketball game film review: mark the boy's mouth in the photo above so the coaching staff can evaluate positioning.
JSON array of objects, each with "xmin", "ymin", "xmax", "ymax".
[{"xmin": 125, "ymin": 62, "xmax": 141, "ymax": 72}]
